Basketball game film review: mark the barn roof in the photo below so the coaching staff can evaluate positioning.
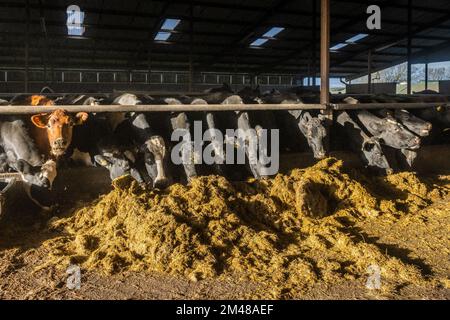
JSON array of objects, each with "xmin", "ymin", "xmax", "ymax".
[{"xmin": 1, "ymin": 0, "xmax": 450, "ymax": 79}]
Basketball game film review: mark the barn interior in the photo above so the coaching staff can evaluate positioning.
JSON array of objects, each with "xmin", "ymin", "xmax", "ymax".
[{"xmin": 0, "ymin": 0, "xmax": 449, "ymax": 300}]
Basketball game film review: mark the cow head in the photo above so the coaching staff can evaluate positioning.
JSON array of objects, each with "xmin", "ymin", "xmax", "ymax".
[
  {"xmin": 31, "ymin": 109, "xmax": 89, "ymax": 157},
  {"xmin": 368, "ymin": 120, "xmax": 421, "ymax": 150},
  {"xmin": 16, "ymin": 159, "xmax": 57, "ymax": 189},
  {"xmin": 94, "ymin": 154, "xmax": 132, "ymax": 181},
  {"xmin": 361, "ymin": 138, "xmax": 392, "ymax": 173},
  {"xmin": 298, "ymin": 112, "xmax": 328, "ymax": 159},
  {"xmin": 94, "ymin": 148, "xmax": 148, "ymax": 187},
  {"xmin": 145, "ymin": 135, "xmax": 169, "ymax": 189}
]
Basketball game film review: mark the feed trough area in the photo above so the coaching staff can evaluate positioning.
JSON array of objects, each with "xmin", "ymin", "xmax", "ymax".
[{"xmin": 0, "ymin": 0, "xmax": 449, "ymax": 302}]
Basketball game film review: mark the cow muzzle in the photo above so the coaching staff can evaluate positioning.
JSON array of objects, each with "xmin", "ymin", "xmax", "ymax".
[
  {"xmin": 51, "ymin": 138, "xmax": 68, "ymax": 156},
  {"xmin": 145, "ymin": 136, "xmax": 169, "ymax": 188}
]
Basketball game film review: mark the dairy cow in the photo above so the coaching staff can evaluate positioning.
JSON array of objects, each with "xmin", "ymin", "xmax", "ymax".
[
  {"xmin": 55, "ymin": 94, "xmax": 102, "ymax": 107},
  {"xmin": 164, "ymin": 97, "xmax": 198, "ymax": 182},
  {"xmin": 0, "ymin": 119, "xmax": 57, "ymax": 188},
  {"xmin": 354, "ymin": 111, "xmax": 421, "ymax": 150},
  {"xmin": 336, "ymin": 111, "xmax": 392, "ymax": 173},
  {"xmin": 391, "ymin": 109, "xmax": 432, "ymax": 137},
  {"xmin": 0, "ymin": 119, "xmax": 58, "ymax": 210},
  {"xmin": 262, "ymin": 89, "xmax": 329, "ymax": 159},
  {"xmin": 282, "ymin": 110, "xmax": 329, "ymax": 159},
  {"xmin": 68, "ymin": 112, "xmax": 146, "ymax": 186},
  {"xmin": 107, "ymin": 94, "xmax": 170, "ymax": 188},
  {"xmin": 202, "ymin": 83, "xmax": 235, "ymax": 104},
  {"xmin": 28, "ymin": 109, "xmax": 89, "ymax": 159},
  {"xmin": 10, "ymin": 94, "xmax": 55, "ymax": 106}
]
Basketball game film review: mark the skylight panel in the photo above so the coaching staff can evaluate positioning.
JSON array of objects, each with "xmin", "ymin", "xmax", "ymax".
[
  {"xmin": 161, "ymin": 18, "xmax": 181, "ymax": 31},
  {"xmin": 330, "ymin": 43, "xmax": 348, "ymax": 51},
  {"xmin": 330, "ymin": 33, "xmax": 369, "ymax": 52},
  {"xmin": 250, "ymin": 38, "xmax": 269, "ymax": 47},
  {"xmin": 263, "ymin": 27, "xmax": 285, "ymax": 38},
  {"xmin": 345, "ymin": 33, "xmax": 369, "ymax": 44},
  {"xmin": 154, "ymin": 18, "xmax": 181, "ymax": 41},
  {"xmin": 155, "ymin": 32, "xmax": 171, "ymax": 41},
  {"xmin": 250, "ymin": 26, "xmax": 284, "ymax": 48}
]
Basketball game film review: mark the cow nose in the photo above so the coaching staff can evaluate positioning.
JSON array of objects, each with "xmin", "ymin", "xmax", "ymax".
[
  {"xmin": 42, "ymin": 179, "xmax": 50, "ymax": 189},
  {"xmin": 317, "ymin": 151, "xmax": 326, "ymax": 159},
  {"xmin": 53, "ymin": 138, "xmax": 66, "ymax": 148},
  {"xmin": 154, "ymin": 177, "xmax": 169, "ymax": 189}
]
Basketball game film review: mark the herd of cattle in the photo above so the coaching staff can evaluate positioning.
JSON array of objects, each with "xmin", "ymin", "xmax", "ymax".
[{"xmin": 0, "ymin": 84, "xmax": 449, "ymax": 208}]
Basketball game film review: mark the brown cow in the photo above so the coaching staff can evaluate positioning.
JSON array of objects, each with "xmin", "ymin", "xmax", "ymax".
[
  {"xmin": 29, "ymin": 95, "xmax": 55, "ymax": 106},
  {"xmin": 30, "ymin": 109, "xmax": 89, "ymax": 158}
]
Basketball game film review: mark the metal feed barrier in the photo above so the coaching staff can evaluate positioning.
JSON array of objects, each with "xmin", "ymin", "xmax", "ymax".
[{"xmin": 0, "ymin": 102, "xmax": 448, "ymax": 114}]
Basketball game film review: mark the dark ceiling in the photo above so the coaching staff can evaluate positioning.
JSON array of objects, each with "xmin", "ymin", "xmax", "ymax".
[{"xmin": 1, "ymin": 0, "xmax": 450, "ymax": 79}]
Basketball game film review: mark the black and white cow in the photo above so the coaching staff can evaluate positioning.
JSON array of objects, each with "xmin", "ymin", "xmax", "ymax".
[
  {"xmin": 279, "ymin": 109, "xmax": 329, "ymax": 159},
  {"xmin": 237, "ymin": 86, "xmax": 263, "ymax": 104},
  {"xmin": 376, "ymin": 109, "xmax": 432, "ymax": 167},
  {"xmin": 0, "ymin": 119, "xmax": 57, "ymax": 209},
  {"xmin": 68, "ymin": 113, "xmax": 146, "ymax": 186},
  {"xmin": 202, "ymin": 83, "xmax": 235, "ymax": 104},
  {"xmin": 0, "ymin": 119, "xmax": 56, "ymax": 187},
  {"xmin": 352, "ymin": 110, "xmax": 421, "ymax": 150},
  {"xmin": 391, "ymin": 109, "xmax": 432, "ymax": 137},
  {"xmin": 263, "ymin": 89, "xmax": 329, "ymax": 159},
  {"xmin": 55, "ymin": 94, "xmax": 102, "ymax": 107},
  {"xmin": 65, "ymin": 93, "xmax": 168, "ymax": 189},
  {"xmin": 165, "ymin": 97, "xmax": 198, "ymax": 182},
  {"xmin": 414, "ymin": 106, "xmax": 450, "ymax": 127},
  {"xmin": 336, "ymin": 111, "xmax": 392, "ymax": 173},
  {"xmin": 122, "ymin": 94, "xmax": 170, "ymax": 188}
]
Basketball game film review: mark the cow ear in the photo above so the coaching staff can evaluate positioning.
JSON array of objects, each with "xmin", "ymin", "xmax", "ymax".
[
  {"xmin": 123, "ymin": 150, "xmax": 136, "ymax": 163},
  {"xmin": 302, "ymin": 112, "xmax": 312, "ymax": 122},
  {"xmin": 74, "ymin": 112, "xmax": 89, "ymax": 125},
  {"xmin": 31, "ymin": 113, "xmax": 49, "ymax": 128}
]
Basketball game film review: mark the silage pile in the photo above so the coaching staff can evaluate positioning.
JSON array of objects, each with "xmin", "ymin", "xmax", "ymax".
[{"xmin": 44, "ymin": 158, "xmax": 450, "ymax": 298}]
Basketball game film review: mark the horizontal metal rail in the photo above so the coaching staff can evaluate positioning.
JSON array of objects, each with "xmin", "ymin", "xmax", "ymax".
[
  {"xmin": 0, "ymin": 103, "xmax": 326, "ymax": 114},
  {"xmin": 0, "ymin": 102, "xmax": 445, "ymax": 114},
  {"xmin": 332, "ymin": 102, "xmax": 449, "ymax": 110}
]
